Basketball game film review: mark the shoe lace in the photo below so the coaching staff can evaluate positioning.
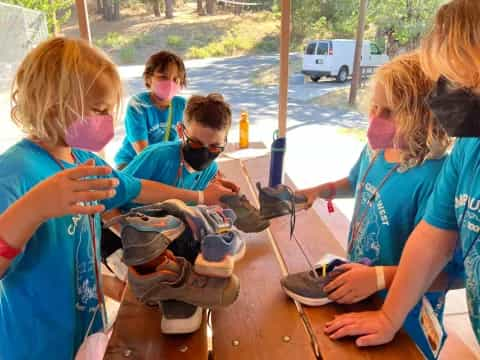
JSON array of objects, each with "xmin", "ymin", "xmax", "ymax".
[{"xmin": 283, "ymin": 185, "xmax": 320, "ymax": 280}]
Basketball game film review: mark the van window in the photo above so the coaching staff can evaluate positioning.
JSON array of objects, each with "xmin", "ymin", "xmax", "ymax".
[
  {"xmin": 316, "ymin": 42, "xmax": 329, "ymax": 55},
  {"xmin": 370, "ymin": 43, "xmax": 381, "ymax": 55},
  {"xmin": 305, "ymin": 42, "xmax": 316, "ymax": 55}
]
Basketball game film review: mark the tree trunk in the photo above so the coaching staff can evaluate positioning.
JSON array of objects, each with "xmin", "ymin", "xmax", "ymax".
[
  {"xmin": 103, "ymin": 0, "xmax": 114, "ymax": 21},
  {"xmin": 153, "ymin": 0, "xmax": 161, "ymax": 17},
  {"xmin": 206, "ymin": 0, "xmax": 216, "ymax": 15},
  {"xmin": 113, "ymin": 0, "xmax": 120, "ymax": 20},
  {"xmin": 96, "ymin": 0, "xmax": 103, "ymax": 14},
  {"xmin": 197, "ymin": 0, "xmax": 206, "ymax": 15},
  {"xmin": 165, "ymin": 0, "xmax": 174, "ymax": 18}
]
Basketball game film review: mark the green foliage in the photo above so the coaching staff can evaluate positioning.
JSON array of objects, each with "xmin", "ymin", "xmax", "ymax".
[
  {"xmin": 167, "ymin": 35, "xmax": 184, "ymax": 48},
  {"xmin": 4, "ymin": 0, "xmax": 73, "ymax": 33},
  {"xmin": 95, "ymin": 32, "xmax": 130, "ymax": 49},
  {"xmin": 119, "ymin": 46, "xmax": 135, "ymax": 63}
]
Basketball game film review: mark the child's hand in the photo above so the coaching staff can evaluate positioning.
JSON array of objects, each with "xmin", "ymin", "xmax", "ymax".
[
  {"xmin": 295, "ymin": 188, "xmax": 318, "ymax": 208},
  {"xmin": 204, "ymin": 181, "xmax": 236, "ymax": 205},
  {"xmin": 212, "ymin": 177, "xmax": 240, "ymax": 194},
  {"xmin": 31, "ymin": 160, "xmax": 118, "ymax": 219},
  {"xmin": 323, "ymin": 263, "xmax": 378, "ymax": 304}
]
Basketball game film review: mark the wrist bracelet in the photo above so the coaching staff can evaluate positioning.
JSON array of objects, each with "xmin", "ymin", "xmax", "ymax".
[
  {"xmin": 326, "ymin": 183, "xmax": 336, "ymax": 213},
  {"xmin": 0, "ymin": 236, "xmax": 21, "ymax": 260},
  {"xmin": 198, "ymin": 191, "xmax": 205, "ymax": 205},
  {"xmin": 376, "ymin": 266, "xmax": 386, "ymax": 290}
]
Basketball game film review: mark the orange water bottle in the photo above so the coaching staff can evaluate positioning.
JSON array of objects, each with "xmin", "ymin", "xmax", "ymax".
[{"xmin": 239, "ymin": 110, "xmax": 249, "ymax": 149}]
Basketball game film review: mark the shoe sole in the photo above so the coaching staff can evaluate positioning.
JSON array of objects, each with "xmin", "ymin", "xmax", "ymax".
[
  {"xmin": 281, "ymin": 285, "xmax": 332, "ymax": 307},
  {"xmin": 161, "ymin": 307, "xmax": 203, "ymax": 334},
  {"xmin": 194, "ymin": 254, "xmax": 234, "ymax": 278}
]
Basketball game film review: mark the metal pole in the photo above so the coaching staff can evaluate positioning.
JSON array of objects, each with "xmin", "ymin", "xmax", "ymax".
[
  {"xmin": 75, "ymin": 0, "xmax": 92, "ymax": 43},
  {"xmin": 349, "ymin": 0, "xmax": 368, "ymax": 106},
  {"xmin": 278, "ymin": 0, "xmax": 290, "ymax": 138}
]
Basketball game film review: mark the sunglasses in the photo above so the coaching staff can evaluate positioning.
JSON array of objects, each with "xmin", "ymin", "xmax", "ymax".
[{"xmin": 181, "ymin": 124, "xmax": 226, "ymax": 154}]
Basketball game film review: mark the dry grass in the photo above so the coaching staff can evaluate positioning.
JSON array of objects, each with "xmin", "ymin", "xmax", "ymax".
[{"xmin": 251, "ymin": 58, "xmax": 303, "ymax": 87}]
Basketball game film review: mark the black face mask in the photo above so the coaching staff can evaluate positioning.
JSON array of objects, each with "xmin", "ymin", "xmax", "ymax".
[
  {"xmin": 182, "ymin": 143, "xmax": 219, "ymax": 171},
  {"xmin": 426, "ymin": 76, "xmax": 480, "ymax": 137}
]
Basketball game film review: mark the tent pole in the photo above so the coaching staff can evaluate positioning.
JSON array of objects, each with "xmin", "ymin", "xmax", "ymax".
[
  {"xmin": 75, "ymin": 0, "xmax": 92, "ymax": 43},
  {"xmin": 349, "ymin": 0, "xmax": 368, "ymax": 105},
  {"xmin": 278, "ymin": 0, "xmax": 290, "ymax": 138}
]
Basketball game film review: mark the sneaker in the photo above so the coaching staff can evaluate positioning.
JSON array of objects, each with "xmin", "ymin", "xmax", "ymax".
[
  {"xmin": 220, "ymin": 194, "xmax": 270, "ymax": 233},
  {"xmin": 257, "ymin": 182, "xmax": 308, "ymax": 220},
  {"xmin": 129, "ymin": 250, "xmax": 240, "ymax": 308},
  {"xmin": 196, "ymin": 205, "xmax": 236, "ymax": 234},
  {"xmin": 194, "ymin": 230, "xmax": 246, "ymax": 278},
  {"xmin": 106, "ymin": 212, "xmax": 186, "ymax": 266},
  {"xmin": 280, "ymin": 264, "xmax": 346, "ymax": 306},
  {"xmin": 160, "ymin": 300, "xmax": 203, "ymax": 335}
]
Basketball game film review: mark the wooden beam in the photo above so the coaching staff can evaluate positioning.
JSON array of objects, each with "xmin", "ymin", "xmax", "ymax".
[
  {"xmin": 277, "ymin": 0, "xmax": 290, "ymax": 138},
  {"xmin": 75, "ymin": 0, "xmax": 92, "ymax": 43},
  {"xmin": 349, "ymin": 0, "xmax": 368, "ymax": 105}
]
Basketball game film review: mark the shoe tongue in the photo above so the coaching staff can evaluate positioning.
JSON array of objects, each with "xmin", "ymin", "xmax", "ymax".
[{"xmin": 156, "ymin": 256, "xmax": 182, "ymax": 281}]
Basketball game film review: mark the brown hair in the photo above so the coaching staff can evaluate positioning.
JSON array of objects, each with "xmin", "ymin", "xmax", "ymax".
[
  {"xmin": 374, "ymin": 52, "xmax": 450, "ymax": 167},
  {"xmin": 143, "ymin": 51, "xmax": 187, "ymax": 88},
  {"xmin": 420, "ymin": 0, "xmax": 480, "ymax": 88},
  {"xmin": 11, "ymin": 37, "xmax": 122, "ymax": 145},
  {"xmin": 185, "ymin": 93, "xmax": 232, "ymax": 130}
]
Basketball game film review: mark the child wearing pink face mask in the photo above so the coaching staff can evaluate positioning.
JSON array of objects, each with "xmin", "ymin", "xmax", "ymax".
[{"xmin": 114, "ymin": 51, "xmax": 187, "ymax": 169}]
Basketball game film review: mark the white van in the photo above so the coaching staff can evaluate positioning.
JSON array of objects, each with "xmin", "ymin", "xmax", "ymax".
[{"xmin": 302, "ymin": 39, "xmax": 389, "ymax": 82}]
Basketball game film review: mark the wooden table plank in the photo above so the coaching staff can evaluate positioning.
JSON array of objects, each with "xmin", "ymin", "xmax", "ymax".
[
  {"xmin": 213, "ymin": 157, "xmax": 316, "ymax": 360},
  {"xmin": 242, "ymin": 153, "xmax": 423, "ymax": 360},
  {"xmin": 105, "ymin": 287, "xmax": 209, "ymax": 360}
]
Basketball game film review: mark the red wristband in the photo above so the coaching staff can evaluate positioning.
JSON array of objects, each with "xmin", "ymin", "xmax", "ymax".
[
  {"xmin": 0, "ymin": 236, "xmax": 21, "ymax": 260},
  {"xmin": 326, "ymin": 183, "xmax": 336, "ymax": 214}
]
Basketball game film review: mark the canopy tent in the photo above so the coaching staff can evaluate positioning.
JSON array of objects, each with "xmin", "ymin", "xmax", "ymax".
[{"xmin": 73, "ymin": 0, "xmax": 367, "ymax": 185}]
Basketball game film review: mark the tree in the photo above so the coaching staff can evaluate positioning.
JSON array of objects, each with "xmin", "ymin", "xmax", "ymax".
[
  {"xmin": 5, "ymin": 0, "xmax": 73, "ymax": 33},
  {"xmin": 206, "ymin": 0, "xmax": 216, "ymax": 15},
  {"xmin": 165, "ymin": 0, "xmax": 173, "ymax": 18},
  {"xmin": 197, "ymin": 0, "xmax": 205, "ymax": 15}
]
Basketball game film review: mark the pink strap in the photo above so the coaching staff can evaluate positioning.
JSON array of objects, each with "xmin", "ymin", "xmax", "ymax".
[
  {"xmin": 326, "ymin": 183, "xmax": 336, "ymax": 214},
  {"xmin": 0, "ymin": 236, "xmax": 21, "ymax": 260}
]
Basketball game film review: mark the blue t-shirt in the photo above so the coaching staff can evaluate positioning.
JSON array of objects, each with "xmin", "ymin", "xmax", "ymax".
[
  {"xmin": 0, "ymin": 139, "xmax": 141, "ymax": 360},
  {"xmin": 348, "ymin": 147, "xmax": 446, "ymax": 359},
  {"xmin": 122, "ymin": 141, "xmax": 218, "ymax": 210},
  {"xmin": 424, "ymin": 138, "xmax": 480, "ymax": 342},
  {"xmin": 114, "ymin": 92, "xmax": 186, "ymax": 167}
]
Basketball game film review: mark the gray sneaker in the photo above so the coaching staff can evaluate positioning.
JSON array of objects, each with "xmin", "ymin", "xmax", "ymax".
[
  {"xmin": 257, "ymin": 182, "xmax": 308, "ymax": 220},
  {"xmin": 105, "ymin": 212, "xmax": 186, "ymax": 266},
  {"xmin": 220, "ymin": 194, "xmax": 270, "ymax": 233},
  {"xmin": 129, "ymin": 250, "xmax": 240, "ymax": 308},
  {"xmin": 280, "ymin": 266, "xmax": 346, "ymax": 306},
  {"xmin": 160, "ymin": 300, "xmax": 203, "ymax": 335}
]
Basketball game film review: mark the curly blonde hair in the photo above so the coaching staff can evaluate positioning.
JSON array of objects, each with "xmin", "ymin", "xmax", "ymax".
[
  {"xmin": 373, "ymin": 52, "xmax": 451, "ymax": 167},
  {"xmin": 420, "ymin": 0, "xmax": 480, "ymax": 88},
  {"xmin": 11, "ymin": 37, "xmax": 122, "ymax": 145}
]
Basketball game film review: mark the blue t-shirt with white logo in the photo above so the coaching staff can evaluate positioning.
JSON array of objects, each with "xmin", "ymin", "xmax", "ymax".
[
  {"xmin": 0, "ymin": 139, "xmax": 141, "ymax": 360},
  {"xmin": 114, "ymin": 92, "xmax": 186, "ymax": 167},
  {"xmin": 424, "ymin": 138, "xmax": 480, "ymax": 342},
  {"xmin": 121, "ymin": 141, "xmax": 218, "ymax": 210},
  {"xmin": 348, "ymin": 147, "xmax": 450, "ymax": 359}
]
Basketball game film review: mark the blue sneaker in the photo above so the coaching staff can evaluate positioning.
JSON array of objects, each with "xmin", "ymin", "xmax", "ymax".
[
  {"xmin": 257, "ymin": 182, "xmax": 308, "ymax": 220},
  {"xmin": 194, "ymin": 230, "xmax": 246, "ymax": 278}
]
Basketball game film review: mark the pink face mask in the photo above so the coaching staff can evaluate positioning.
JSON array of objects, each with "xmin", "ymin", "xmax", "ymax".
[
  {"xmin": 367, "ymin": 116, "xmax": 397, "ymax": 150},
  {"xmin": 152, "ymin": 79, "xmax": 181, "ymax": 101},
  {"xmin": 65, "ymin": 114, "xmax": 114, "ymax": 152}
]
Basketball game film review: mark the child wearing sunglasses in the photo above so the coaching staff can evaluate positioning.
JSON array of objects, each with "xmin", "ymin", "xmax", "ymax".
[{"xmin": 114, "ymin": 51, "xmax": 187, "ymax": 169}]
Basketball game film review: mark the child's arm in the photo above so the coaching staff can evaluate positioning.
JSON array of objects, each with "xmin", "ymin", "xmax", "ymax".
[
  {"xmin": 0, "ymin": 162, "xmax": 117, "ymax": 277},
  {"xmin": 296, "ymin": 177, "xmax": 354, "ymax": 207},
  {"xmin": 132, "ymin": 140, "xmax": 149, "ymax": 155}
]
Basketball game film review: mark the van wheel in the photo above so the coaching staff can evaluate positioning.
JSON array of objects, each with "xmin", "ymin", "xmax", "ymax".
[
  {"xmin": 310, "ymin": 76, "xmax": 320, "ymax": 82},
  {"xmin": 336, "ymin": 67, "xmax": 348, "ymax": 83}
]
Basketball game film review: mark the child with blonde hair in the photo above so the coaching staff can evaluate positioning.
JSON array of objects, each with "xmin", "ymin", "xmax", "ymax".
[
  {"xmin": 0, "ymin": 37, "xmax": 232, "ymax": 359},
  {"xmin": 323, "ymin": 0, "xmax": 480, "ymax": 351},
  {"xmin": 285, "ymin": 52, "xmax": 454, "ymax": 359}
]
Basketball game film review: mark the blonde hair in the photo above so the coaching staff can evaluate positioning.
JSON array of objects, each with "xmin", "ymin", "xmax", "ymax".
[
  {"xmin": 11, "ymin": 37, "xmax": 122, "ymax": 145},
  {"xmin": 374, "ymin": 52, "xmax": 450, "ymax": 168},
  {"xmin": 420, "ymin": 0, "xmax": 480, "ymax": 88}
]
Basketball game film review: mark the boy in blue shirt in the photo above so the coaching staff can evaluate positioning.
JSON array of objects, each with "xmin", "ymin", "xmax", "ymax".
[{"xmin": 115, "ymin": 51, "xmax": 187, "ymax": 169}]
